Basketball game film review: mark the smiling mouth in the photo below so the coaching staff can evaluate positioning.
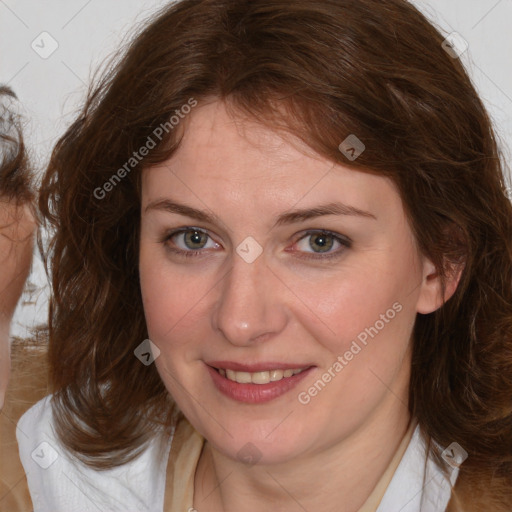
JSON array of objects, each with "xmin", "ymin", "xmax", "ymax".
[
  {"xmin": 205, "ymin": 362, "xmax": 315, "ymax": 403},
  {"xmin": 213, "ymin": 367, "xmax": 309, "ymax": 385}
]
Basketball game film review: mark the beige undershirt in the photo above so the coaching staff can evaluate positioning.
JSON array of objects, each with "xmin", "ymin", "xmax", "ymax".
[{"xmin": 164, "ymin": 415, "xmax": 417, "ymax": 512}]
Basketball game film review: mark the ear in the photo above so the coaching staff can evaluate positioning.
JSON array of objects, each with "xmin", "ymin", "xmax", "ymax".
[{"xmin": 415, "ymin": 256, "xmax": 463, "ymax": 314}]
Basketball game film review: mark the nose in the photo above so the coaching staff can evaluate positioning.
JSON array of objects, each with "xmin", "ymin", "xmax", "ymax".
[{"xmin": 212, "ymin": 250, "xmax": 288, "ymax": 346}]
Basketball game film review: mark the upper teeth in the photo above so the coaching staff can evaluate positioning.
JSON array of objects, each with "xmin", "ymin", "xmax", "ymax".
[{"xmin": 219, "ymin": 368, "xmax": 307, "ymax": 384}]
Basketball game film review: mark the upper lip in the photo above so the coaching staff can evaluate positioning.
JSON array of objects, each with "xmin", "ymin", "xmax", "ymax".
[{"xmin": 206, "ymin": 361, "xmax": 314, "ymax": 372}]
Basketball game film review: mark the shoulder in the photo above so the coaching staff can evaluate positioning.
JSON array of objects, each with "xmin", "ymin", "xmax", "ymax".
[
  {"xmin": 17, "ymin": 395, "xmax": 173, "ymax": 512},
  {"xmin": 17, "ymin": 393, "xmax": 51, "ymax": 432}
]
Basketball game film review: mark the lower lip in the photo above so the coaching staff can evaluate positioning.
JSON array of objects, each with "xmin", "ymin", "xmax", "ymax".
[{"xmin": 205, "ymin": 364, "xmax": 314, "ymax": 404}]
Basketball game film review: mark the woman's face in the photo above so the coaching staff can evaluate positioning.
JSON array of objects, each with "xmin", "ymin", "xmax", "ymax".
[{"xmin": 139, "ymin": 100, "xmax": 438, "ymax": 464}]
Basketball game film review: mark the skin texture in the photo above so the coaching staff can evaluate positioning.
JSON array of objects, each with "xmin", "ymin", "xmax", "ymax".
[
  {"xmin": 0, "ymin": 199, "xmax": 34, "ymax": 409},
  {"xmin": 139, "ymin": 100, "xmax": 459, "ymax": 512}
]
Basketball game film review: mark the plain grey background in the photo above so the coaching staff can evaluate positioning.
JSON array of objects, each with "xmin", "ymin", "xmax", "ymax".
[{"xmin": 1, "ymin": 0, "xmax": 511, "ymax": 337}]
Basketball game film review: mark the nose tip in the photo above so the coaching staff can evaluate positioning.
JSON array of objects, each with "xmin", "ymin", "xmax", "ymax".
[{"xmin": 212, "ymin": 256, "xmax": 288, "ymax": 346}]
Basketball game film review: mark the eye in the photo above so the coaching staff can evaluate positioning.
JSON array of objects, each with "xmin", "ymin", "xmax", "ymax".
[
  {"xmin": 292, "ymin": 230, "xmax": 351, "ymax": 259},
  {"xmin": 161, "ymin": 227, "xmax": 350, "ymax": 260},
  {"xmin": 163, "ymin": 228, "xmax": 220, "ymax": 257}
]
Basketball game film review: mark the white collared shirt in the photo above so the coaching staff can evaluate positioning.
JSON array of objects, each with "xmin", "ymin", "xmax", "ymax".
[{"xmin": 17, "ymin": 396, "xmax": 458, "ymax": 512}]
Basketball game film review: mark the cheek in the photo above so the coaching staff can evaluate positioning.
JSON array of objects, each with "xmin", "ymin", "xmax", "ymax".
[
  {"xmin": 139, "ymin": 248, "xmax": 210, "ymax": 349},
  {"xmin": 288, "ymin": 259, "xmax": 413, "ymax": 354},
  {"xmin": 292, "ymin": 272, "xmax": 415, "ymax": 425},
  {"xmin": 285, "ymin": 264, "xmax": 419, "ymax": 415}
]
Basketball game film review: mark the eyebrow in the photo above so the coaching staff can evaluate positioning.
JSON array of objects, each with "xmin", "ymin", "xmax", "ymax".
[{"xmin": 144, "ymin": 199, "xmax": 377, "ymax": 226}]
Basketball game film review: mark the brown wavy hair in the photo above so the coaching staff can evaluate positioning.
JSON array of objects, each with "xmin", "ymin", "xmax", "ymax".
[{"xmin": 38, "ymin": 0, "xmax": 512, "ymax": 508}]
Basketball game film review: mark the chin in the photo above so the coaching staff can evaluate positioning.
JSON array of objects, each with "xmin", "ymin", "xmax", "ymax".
[{"xmin": 197, "ymin": 412, "xmax": 314, "ymax": 465}]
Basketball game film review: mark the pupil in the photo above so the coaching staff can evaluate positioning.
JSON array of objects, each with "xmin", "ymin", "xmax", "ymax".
[
  {"xmin": 185, "ymin": 230, "xmax": 206, "ymax": 249},
  {"xmin": 311, "ymin": 233, "xmax": 333, "ymax": 253}
]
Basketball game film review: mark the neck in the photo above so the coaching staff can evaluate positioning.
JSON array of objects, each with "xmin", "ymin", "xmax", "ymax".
[{"xmin": 193, "ymin": 392, "xmax": 412, "ymax": 512}]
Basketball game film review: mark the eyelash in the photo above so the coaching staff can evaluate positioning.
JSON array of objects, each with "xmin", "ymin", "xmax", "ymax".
[{"xmin": 161, "ymin": 228, "xmax": 352, "ymax": 261}]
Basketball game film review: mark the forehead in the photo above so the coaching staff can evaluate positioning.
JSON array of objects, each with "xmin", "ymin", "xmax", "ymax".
[{"xmin": 141, "ymin": 100, "xmax": 402, "ymax": 223}]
